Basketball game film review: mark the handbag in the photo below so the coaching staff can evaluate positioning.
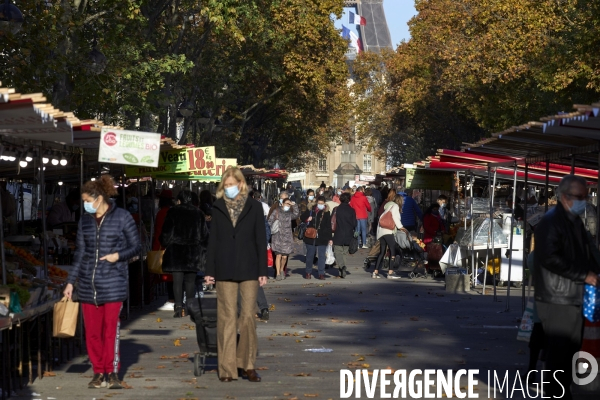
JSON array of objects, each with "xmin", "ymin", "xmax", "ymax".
[
  {"xmin": 331, "ymin": 208, "xmax": 338, "ymax": 232},
  {"xmin": 517, "ymin": 276, "xmax": 535, "ymax": 342},
  {"xmin": 379, "ymin": 209, "xmax": 395, "ymax": 230},
  {"xmin": 147, "ymin": 249, "xmax": 165, "ymax": 274},
  {"xmin": 349, "ymin": 233, "xmax": 359, "ymax": 254},
  {"xmin": 267, "ymin": 247, "xmax": 274, "ymax": 267},
  {"xmin": 270, "ymin": 209, "xmax": 281, "ymax": 235},
  {"xmin": 584, "ymin": 284, "xmax": 600, "ymax": 323},
  {"xmin": 299, "ymin": 210, "xmax": 314, "ymax": 239},
  {"xmin": 53, "ymin": 296, "xmax": 79, "ymax": 338},
  {"xmin": 304, "ymin": 227, "xmax": 317, "ymax": 239}
]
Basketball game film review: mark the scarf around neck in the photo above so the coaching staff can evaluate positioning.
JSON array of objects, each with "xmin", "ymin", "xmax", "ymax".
[{"xmin": 224, "ymin": 194, "xmax": 247, "ymax": 227}]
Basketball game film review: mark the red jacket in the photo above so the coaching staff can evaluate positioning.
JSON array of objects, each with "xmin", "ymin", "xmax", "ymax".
[{"xmin": 350, "ymin": 191, "xmax": 372, "ymax": 220}]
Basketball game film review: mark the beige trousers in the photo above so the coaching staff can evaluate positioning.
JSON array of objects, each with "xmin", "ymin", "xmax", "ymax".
[{"xmin": 216, "ymin": 280, "xmax": 258, "ymax": 379}]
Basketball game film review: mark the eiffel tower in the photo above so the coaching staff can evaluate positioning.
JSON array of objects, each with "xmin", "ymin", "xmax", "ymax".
[{"xmin": 344, "ymin": 0, "xmax": 393, "ymax": 53}]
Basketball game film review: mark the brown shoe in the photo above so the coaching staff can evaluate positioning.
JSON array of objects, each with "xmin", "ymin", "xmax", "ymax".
[
  {"xmin": 318, "ymin": 274, "xmax": 325, "ymax": 280},
  {"xmin": 240, "ymin": 369, "xmax": 261, "ymax": 382},
  {"xmin": 219, "ymin": 377, "xmax": 233, "ymax": 382},
  {"xmin": 305, "ymin": 273, "xmax": 311, "ymax": 279}
]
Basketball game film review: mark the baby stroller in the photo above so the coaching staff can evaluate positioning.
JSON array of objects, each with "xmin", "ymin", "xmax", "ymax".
[
  {"xmin": 187, "ymin": 278, "xmax": 218, "ymax": 377},
  {"xmin": 395, "ymin": 230, "xmax": 428, "ymax": 279},
  {"xmin": 363, "ymin": 240, "xmax": 396, "ymax": 270}
]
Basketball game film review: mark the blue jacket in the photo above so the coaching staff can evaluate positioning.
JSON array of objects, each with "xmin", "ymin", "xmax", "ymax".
[
  {"xmin": 398, "ymin": 192, "xmax": 423, "ymax": 228},
  {"xmin": 67, "ymin": 201, "xmax": 140, "ymax": 305}
]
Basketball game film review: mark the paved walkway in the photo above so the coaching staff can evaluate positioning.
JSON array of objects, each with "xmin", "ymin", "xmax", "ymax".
[{"xmin": 15, "ymin": 243, "xmax": 581, "ymax": 399}]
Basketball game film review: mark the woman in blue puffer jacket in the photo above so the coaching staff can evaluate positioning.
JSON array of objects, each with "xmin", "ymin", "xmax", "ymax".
[{"xmin": 63, "ymin": 175, "xmax": 140, "ymax": 390}]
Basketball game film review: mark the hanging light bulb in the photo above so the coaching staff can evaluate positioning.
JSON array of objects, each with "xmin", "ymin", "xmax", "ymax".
[
  {"xmin": 58, "ymin": 181, "xmax": 64, "ymax": 186},
  {"xmin": 168, "ymin": 183, "xmax": 174, "ymax": 188},
  {"xmin": 60, "ymin": 153, "xmax": 68, "ymax": 166},
  {"xmin": 19, "ymin": 160, "xmax": 27, "ymax": 168},
  {"xmin": 51, "ymin": 152, "xmax": 59, "ymax": 165},
  {"xmin": 91, "ymin": 177, "xmax": 96, "ymax": 181},
  {"xmin": 25, "ymin": 149, "xmax": 33, "ymax": 162},
  {"xmin": 42, "ymin": 150, "xmax": 50, "ymax": 164}
]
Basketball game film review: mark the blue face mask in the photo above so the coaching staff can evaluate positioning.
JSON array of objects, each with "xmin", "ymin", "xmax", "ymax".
[
  {"xmin": 283, "ymin": 206, "xmax": 291, "ymax": 212},
  {"xmin": 308, "ymin": 195, "xmax": 314, "ymax": 201},
  {"xmin": 317, "ymin": 204, "xmax": 325, "ymax": 210},
  {"xmin": 569, "ymin": 199, "xmax": 587, "ymax": 215},
  {"xmin": 224, "ymin": 185, "xmax": 239, "ymax": 199},
  {"xmin": 84, "ymin": 198, "xmax": 98, "ymax": 214}
]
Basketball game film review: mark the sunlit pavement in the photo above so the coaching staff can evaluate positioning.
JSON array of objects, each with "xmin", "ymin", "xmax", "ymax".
[{"xmin": 22, "ymin": 242, "xmax": 585, "ymax": 400}]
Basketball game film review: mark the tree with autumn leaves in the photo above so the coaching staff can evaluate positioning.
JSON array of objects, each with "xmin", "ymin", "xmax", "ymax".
[
  {"xmin": 353, "ymin": 0, "xmax": 600, "ymax": 166},
  {"xmin": 0, "ymin": 0, "xmax": 351, "ymax": 169}
]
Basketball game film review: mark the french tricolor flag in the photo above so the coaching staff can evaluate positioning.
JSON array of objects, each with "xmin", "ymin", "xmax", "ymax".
[{"xmin": 349, "ymin": 11, "xmax": 366, "ymax": 26}]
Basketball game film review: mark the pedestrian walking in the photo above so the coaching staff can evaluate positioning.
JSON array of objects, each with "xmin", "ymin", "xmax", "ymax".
[
  {"xmin": 365, "ymin": 188, "xmax": 378, "ymax": 238},
  {"xmin": 63, "ymin": 175, "xmax": 140, "ymax": 389},
  {"xmin": 350, "ymin": 186, "xmax": 372, "ymax": 248},
  {"xmin": 534, "ymin": 175, "xmax": 600, "ymax": 399},
  {"xmin": 153, "ymin": 190, "xmax": 176, "ymax": 312},
  {"xmin": 204, "ymin": 167, "xmax": 267, "ymax": 383},
  {"xmin": 332, "ymin": 193, "xmax": 357, "ymax": 278},
  {"xmin": 160, "ymin": 190, "xmax": 210, "ymax": 318},
  {"xmin": 300, "ymin": 196, "xmax": 333, "ymax": 280},
  {"xmin": 398, "ymin": 189, "xmax": 423, "ymax": 232},
  {"xmin": 373, "ymin": 194, "xmax": 403, "ymax": 279},
  {"xmin": 268, "ymin": 197, "xmax": 299, "ymax": 280}
]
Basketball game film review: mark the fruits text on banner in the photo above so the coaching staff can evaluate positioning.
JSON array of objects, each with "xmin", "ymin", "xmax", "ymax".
[{"xmin": 98, "ymin": 128, "xmax": 162, "ymax": 167}]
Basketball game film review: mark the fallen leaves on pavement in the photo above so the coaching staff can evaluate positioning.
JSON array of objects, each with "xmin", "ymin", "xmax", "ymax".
[
  {"xmin": 43, "ymin": 371, "xmax": 56, "ymax": 377},
  {"xmin": 156, "ymin": 318, "xmax": 162, "ymax": 323},
  {"xmin": 173, "ymin": 339, "xmax": 182, "ymax": 346}
]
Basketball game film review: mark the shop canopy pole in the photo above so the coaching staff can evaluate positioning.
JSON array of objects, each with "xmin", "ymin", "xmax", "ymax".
[
  {"xmin": 470, "ymin": 172, "xmax": 475, "ymax": 287},
  {"xmin": 522, "ymin": 163, "xmax": 529, "ymax": 313},
  {"xmin": 545, "ymin": 161, "xmax": 550, "ymax": 213},
  {"xmin": 137, "ymin": 181, "xmax": 144, "ymax": 309},
  {"xmin": 0, "ymin": 183, "xmax": 6, "ymax": 285},
  {"xmin": 150, "ymin": 178, "xmax": 155, "ymax": 249},
  {"xmin": 40, "ymin": 150, "xmax": 49, "ymax": 280},
  {"xmin": 491, "ymin": 168, "xmax": 498, "ymax": 302},
  {"xmin": 80, "ymin": 150, "xmax": 84, "ymax": 211},
  {"xmin": 505, "ymin": 163, "xmax": 518, "ymax": 312},
  {"xmin": 482, "ymin": 166, "xmax": 492, "ymax": 295},
  {"xmin": 597, "ymin": 151, "xmax": 600, "ymax": 247}
]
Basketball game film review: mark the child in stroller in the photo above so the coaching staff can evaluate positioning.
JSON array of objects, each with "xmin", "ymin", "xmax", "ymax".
[{"xmin": 395, "ymin": 230, "xmax": 429, "ymax": 278}]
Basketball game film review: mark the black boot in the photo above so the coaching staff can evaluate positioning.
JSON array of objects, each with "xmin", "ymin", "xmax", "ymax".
[{"xmin": 174, "ymin": 305, "xmax": 184, "ymax": 318}]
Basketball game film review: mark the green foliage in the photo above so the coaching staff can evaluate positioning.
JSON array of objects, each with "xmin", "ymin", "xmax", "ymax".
[
  {"xmin": 0, "ymin": 0, "xmax": 351, "ymax": 169},
  {"xmin": 353, "ymin": 0, "xmax": 600, "ymax": 166}
]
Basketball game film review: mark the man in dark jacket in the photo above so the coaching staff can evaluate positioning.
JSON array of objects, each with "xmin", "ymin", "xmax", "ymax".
[
  {"xmin": 534, "ymin": 175, "xmax": 599, "ymax": 399},
  {"xmin": 332, "ymin": 193, "xmax": 357, "ymax": 278}
]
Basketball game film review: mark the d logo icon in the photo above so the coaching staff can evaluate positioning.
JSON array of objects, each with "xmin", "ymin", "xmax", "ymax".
[{"xmin": 572, "ymin": 351, "xmax": 599, "ymax": 386}]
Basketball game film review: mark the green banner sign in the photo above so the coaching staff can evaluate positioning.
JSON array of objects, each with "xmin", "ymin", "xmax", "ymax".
[
  {"xmin": 405, "ymin": 168, "xmax": 454, "ymax": 191},
  {"xmin": 125, "ymin": 146, "xmax": 216, "ymax": 177}
]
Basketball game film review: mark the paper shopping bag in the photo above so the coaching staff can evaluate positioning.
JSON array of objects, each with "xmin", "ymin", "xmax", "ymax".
[
  {"xmin": 147, "ymin": 250, "xmax": 165, "ymax": 274},
  {"xmin": 53, "ymin": 296, "xmax": 79, "ymax": 338},
  {"xmin": 516, "ymin": 299, "xmax": 535, "ymax": 342}
]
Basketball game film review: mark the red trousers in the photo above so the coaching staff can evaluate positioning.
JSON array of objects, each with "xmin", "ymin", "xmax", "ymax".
[{"xmin": 81, "ymin": 302, "xmax": 123, "ymax": 374}]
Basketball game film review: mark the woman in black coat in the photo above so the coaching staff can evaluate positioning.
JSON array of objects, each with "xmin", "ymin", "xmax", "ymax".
[
  {"xmin": 332, "ymin": 193, "xmax": 357, "ymax": 278},
  {"xmin": 160, "ymin": 190, "xmax": 209, "ymax": 318},
  {"xmin": 204, "ymin": 167, "xmax": 267, "ymax": 383},
  {"xmin": 300, "ymin": 196, "xmax": 333, "ymax": 280}
]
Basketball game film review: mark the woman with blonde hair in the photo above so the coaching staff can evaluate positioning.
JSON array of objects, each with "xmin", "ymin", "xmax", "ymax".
[
  {"xmin": 63, "ymin": 175, "xmax": 140, "ymax": 389},
  {"xmin": 205, "ymin": 167, "xmax": 267, "ymax": 383}
]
